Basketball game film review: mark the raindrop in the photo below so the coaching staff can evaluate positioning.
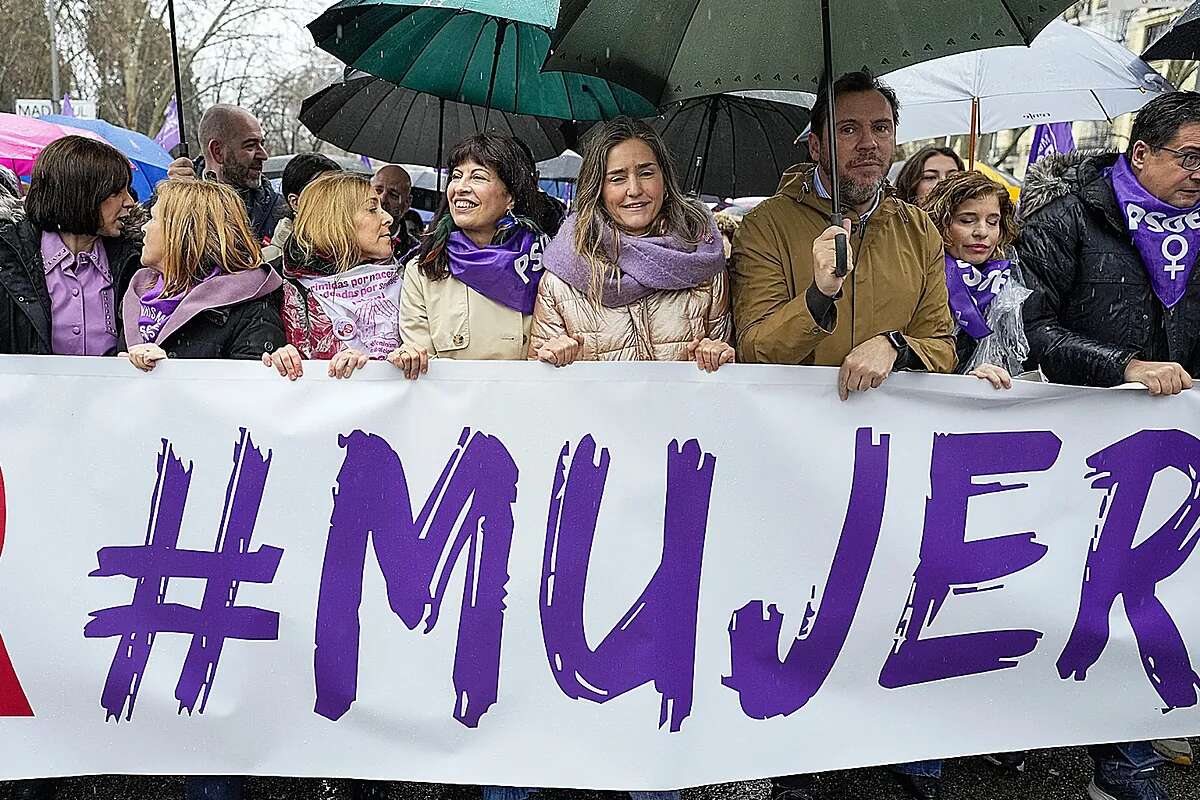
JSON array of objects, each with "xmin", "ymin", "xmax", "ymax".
[
  {"xmin": 336, "ymin": 24, "xmax": 343, "ymax": 38},
  {"xmin": 605, "ymin": 47, "xmax": 610, "ymax": 59}
]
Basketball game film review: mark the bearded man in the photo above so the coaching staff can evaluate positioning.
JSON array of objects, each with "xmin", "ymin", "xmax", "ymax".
[{"xmin": 730, "ymin": 70, "xmax": 956, "ymax": 400}]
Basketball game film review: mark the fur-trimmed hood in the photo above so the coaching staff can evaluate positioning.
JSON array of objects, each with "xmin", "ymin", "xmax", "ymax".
[{"xmin": 1019, "ymin": 150, "xmax": 1117, "ymax": 221}]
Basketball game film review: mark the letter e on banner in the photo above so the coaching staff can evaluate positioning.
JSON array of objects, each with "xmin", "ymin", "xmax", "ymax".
[
  {"xmin": 0, "ymin": 467, "xmax": 34, "ymax": 716},
  {"xmin": 879, "ymin": 431, "xmax": 1061, "ymax": 688}
]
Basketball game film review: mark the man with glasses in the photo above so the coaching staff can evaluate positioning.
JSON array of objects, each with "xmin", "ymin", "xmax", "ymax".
[{"xmin": 1017, "ymin": 91, "xmax": 1200, "ymax": 800}]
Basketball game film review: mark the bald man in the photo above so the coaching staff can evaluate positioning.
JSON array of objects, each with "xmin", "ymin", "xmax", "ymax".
[
  {"xmin": 165, "ymin": 104, "xmax": 287, "ymax": 241},
  {"xmin": 371, "ymin": 164, "xmax": 419, "ymax": 260}
]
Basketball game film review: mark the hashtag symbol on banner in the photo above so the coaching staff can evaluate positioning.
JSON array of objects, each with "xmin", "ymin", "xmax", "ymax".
[{"xmin": 83, "ymin": 429, "xmax": 283, "ymax": 722}]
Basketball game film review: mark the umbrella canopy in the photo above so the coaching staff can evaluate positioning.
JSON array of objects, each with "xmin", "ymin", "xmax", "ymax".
[
  {"xmin": 1143, "ymin": 1, "xmax": 1200, "ymax": 63},
  {"xmin": 0, "ymin": 113, "xmax": 107, "ymax": 181},
  {"xmin": 885, "ymin": 20, "xmax": 1174, "ymax": 144},
  {"xmin": 652, "ymin": 90, "xmax": 812, "ymax": 198},
  {"xmin": 300, "ymin": 73, "xmax": 569, "ymax": 166},
  {"xmin": 40, "ymin": 114, "xmax": 173, "ymax": 200},
  {"xmin": 308, "ymin": 0, "xmax": 655, "ymax": 120},
  {"xmin": 546, "ymin": 0, "xmax": 1074, "ymax": 108},
  {"xmin": 537, "ymin": 149, "xmax": 582, "ymax": 181}
]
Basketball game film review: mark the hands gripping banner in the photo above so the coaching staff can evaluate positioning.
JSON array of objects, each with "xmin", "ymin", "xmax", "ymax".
[{"xmin": 0, "ymin": 356, "xmax": 1198, "ymax": 787}]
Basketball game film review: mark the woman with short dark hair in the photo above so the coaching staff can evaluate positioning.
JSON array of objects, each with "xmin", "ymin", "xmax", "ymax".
[
  {"xmin": 389, "ymin": 134, "xmax": 548, "ymax": 378},
  {"xmin": 0, "ymin": 135, "xmax": 141, "ymax": 355}
]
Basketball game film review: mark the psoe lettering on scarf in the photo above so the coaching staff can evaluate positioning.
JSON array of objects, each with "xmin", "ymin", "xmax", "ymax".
[{"xmin": 1125, "ymin": 204, "xmax": 1200, "ymax": 235}]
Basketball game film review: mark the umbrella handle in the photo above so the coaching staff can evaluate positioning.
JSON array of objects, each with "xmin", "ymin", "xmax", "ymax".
[{"xmin": 832, "ymin": 212, "xmax": 848, "ymax": 278}]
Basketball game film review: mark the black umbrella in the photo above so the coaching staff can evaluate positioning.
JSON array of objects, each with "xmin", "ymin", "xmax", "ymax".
[
  {"xmin": 299, "ymin": 74, "xmax": 570, "ymax": 171},
  {"xmin": 653, "ymin": 91, "xmax": 812, "ymax": 198},
  {"xmin": 1143, "ymin": 1, "xmax": 1200, "ymax": 63}
]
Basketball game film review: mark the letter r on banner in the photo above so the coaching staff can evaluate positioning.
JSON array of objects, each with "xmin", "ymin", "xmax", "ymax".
[
  {"xmin": 314, "ymin": 429, "xmax": 519, "ymax": 727},
  {"xmin": 1058, "ymin": 430, "xmax": 1200, "ymax": 710},
  {"xmin": 0, "ymin": 467, "xmax": 33, "ymax": 716},
  {"xmin": 879, "ymin": 431, "xmax": 1060, "ymax": 688}
]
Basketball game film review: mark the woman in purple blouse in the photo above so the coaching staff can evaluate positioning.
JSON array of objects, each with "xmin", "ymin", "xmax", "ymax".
[{"xmin": 0, "ymin": 135, "xmax": 143, "ymax": 356}]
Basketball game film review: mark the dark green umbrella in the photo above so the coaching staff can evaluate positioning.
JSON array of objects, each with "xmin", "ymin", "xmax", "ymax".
[
  {"xmin": 546, "ymin": 0, "xmax": 1075, "ymax": 273},
  {"xmin": 308, "ymin": 0, "xmax": 655, "ymax": 121}
]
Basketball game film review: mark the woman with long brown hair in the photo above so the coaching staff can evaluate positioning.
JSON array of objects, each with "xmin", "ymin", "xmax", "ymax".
[
  {"xmin": 894, "ymin": 145, "xmax": 964, "ymax": 205},
  {"xmin": 528, "ymin": 116, "xmax": 733, "ymax": 371}
]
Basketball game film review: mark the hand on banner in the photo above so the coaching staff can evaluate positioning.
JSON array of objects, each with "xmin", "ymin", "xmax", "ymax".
[
  {"xmin": 969, "ymin": 363, "xmax": 1013, "ymax": 390},
  {"xmin": 329, "ymin": 348, "xmax": 369, "ymax": 379},
  {"xmin": 122, "ymin": 344, "xmax": 168, "ymax": 373},
  {"xmin": 1124, "ymin": 359, "xmax": 1193, "ymax": 396},
  {"xmin": 838, "ymin": 335, "xmax": 897, "ymax": 401},
  {"xmin": 166, "ymin": 158, "xmax": 196, "ymax": 180},
  {"xmin": 263, "ymin": 345, "xmax": 304, "ymax": 380},
  {"xmin": 687, "ymin": 338, "xmax": 735, "ymax": 372},
  {"xmin": 812, "ymin": 221, "xmax": 854, "ymax": 297},
  {"xmin": 386, "ymin": 343, "xmax": 429, "ymax": 380},
  {"xmin": 536, "ymin": 334, "xmax": 585, "ymax": 367}
]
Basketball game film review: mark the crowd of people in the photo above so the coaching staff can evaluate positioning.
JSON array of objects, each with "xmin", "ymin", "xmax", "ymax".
[{"xmin": 0, "ymin": 71, "xmax": 1198, "ymax": 800}]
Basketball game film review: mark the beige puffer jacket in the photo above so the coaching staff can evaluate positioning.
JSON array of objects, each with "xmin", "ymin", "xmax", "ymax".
[{"xmin": 528, "ymin": 270, "xmax": 732, "ymax": 361}]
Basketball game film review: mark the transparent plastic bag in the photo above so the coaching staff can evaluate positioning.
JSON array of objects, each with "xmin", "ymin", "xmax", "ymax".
[{"xmin": 962, "ymin": 271, "xmax": 1032, "ymax": 376}]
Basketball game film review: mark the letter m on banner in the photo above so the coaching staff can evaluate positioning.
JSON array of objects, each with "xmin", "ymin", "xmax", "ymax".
[{"xmin": 314, "ymin": 428, "xmax": 519, "ymax": 727}]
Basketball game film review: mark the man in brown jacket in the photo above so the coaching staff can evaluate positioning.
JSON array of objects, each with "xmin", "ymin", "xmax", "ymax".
[{"xmin": 730, "ymin": 71, "xmax": 956, "ymax": 400}]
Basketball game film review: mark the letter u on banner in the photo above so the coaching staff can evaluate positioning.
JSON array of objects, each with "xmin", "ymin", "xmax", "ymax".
[{"xmin": 540, "ymin": 436, "xmax": 716, "ymax": 732}]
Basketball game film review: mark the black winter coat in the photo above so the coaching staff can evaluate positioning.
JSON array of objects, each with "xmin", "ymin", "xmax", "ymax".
[
  {"xmin": 0, "ymin": 195, "xmax": 143, "ymax": 355},
  {"xmin": 120, "ymin": 266, "xmax": 285, "ymax": 360},
  {"xmin": 1016, "ymin": 151, "xmax": 1200, "ymax": 387}
]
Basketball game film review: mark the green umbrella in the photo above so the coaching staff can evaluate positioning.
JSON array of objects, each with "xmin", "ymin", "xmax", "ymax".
[
  {"xmin": 546, "ymin": 0, "xmax": 1075, "ymax": 273},
  {"xmin": 308, "ymin": 0, "xmax": 656, "ymax": 121}
]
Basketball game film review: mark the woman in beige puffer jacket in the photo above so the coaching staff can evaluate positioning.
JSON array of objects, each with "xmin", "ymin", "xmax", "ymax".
[{"xmin": 529, "ymin": 117, "xmax": 735, "ymax": 371}]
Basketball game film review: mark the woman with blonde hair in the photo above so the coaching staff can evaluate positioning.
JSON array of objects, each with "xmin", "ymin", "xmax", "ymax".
[
  {"xmin": 920, "ymin": 170, "xmax": 1031, "ymax": 390},
  {"xmin": 528, "ymin": 116, "xmax": 733, "ymax": 371},
  {"xmin": 265, "ymin": 170, "xmax": 399, "ymax": 380},
  {"xmin": 121, "ymin": 179, "xmax": 283, "ymax": 371}
]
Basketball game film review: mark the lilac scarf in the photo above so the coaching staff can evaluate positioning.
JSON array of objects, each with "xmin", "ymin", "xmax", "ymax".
[
  {"xmin": 446, "ymin": 223, "xmax": 547, "ymax": 314},
  {"xmin": 1108, "ymin": 154, "xmax": 1200, "ymax": 309},
  {"xmin": 944, "ymin": 255, "xmax": 1012, "ymax": 340},
  {"xmin": 543, "ymin": 214, "xmax": 725, "ymax": 307}
]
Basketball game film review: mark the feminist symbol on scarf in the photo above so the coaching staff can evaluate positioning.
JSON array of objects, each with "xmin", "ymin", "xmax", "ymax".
[{"xmin": 1164, "ymin": 235, "xmax": 1189, "ymax": 280}]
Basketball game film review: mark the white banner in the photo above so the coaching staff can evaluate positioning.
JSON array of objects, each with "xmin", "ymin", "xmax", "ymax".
[{"xmin": 0, "ymin": 356, "xmax": 1198, "ymax": 788}]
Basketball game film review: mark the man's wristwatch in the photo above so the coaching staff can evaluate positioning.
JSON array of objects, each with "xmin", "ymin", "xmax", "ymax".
[{"xmin": 883, "ymin": 330, "xmax": 909, "ymax": 367}]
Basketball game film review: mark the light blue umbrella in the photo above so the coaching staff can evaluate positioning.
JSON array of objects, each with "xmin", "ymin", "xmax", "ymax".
[{"xmin": 39, "ymin": 115, "xmax": 172, "ymax": 200}]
